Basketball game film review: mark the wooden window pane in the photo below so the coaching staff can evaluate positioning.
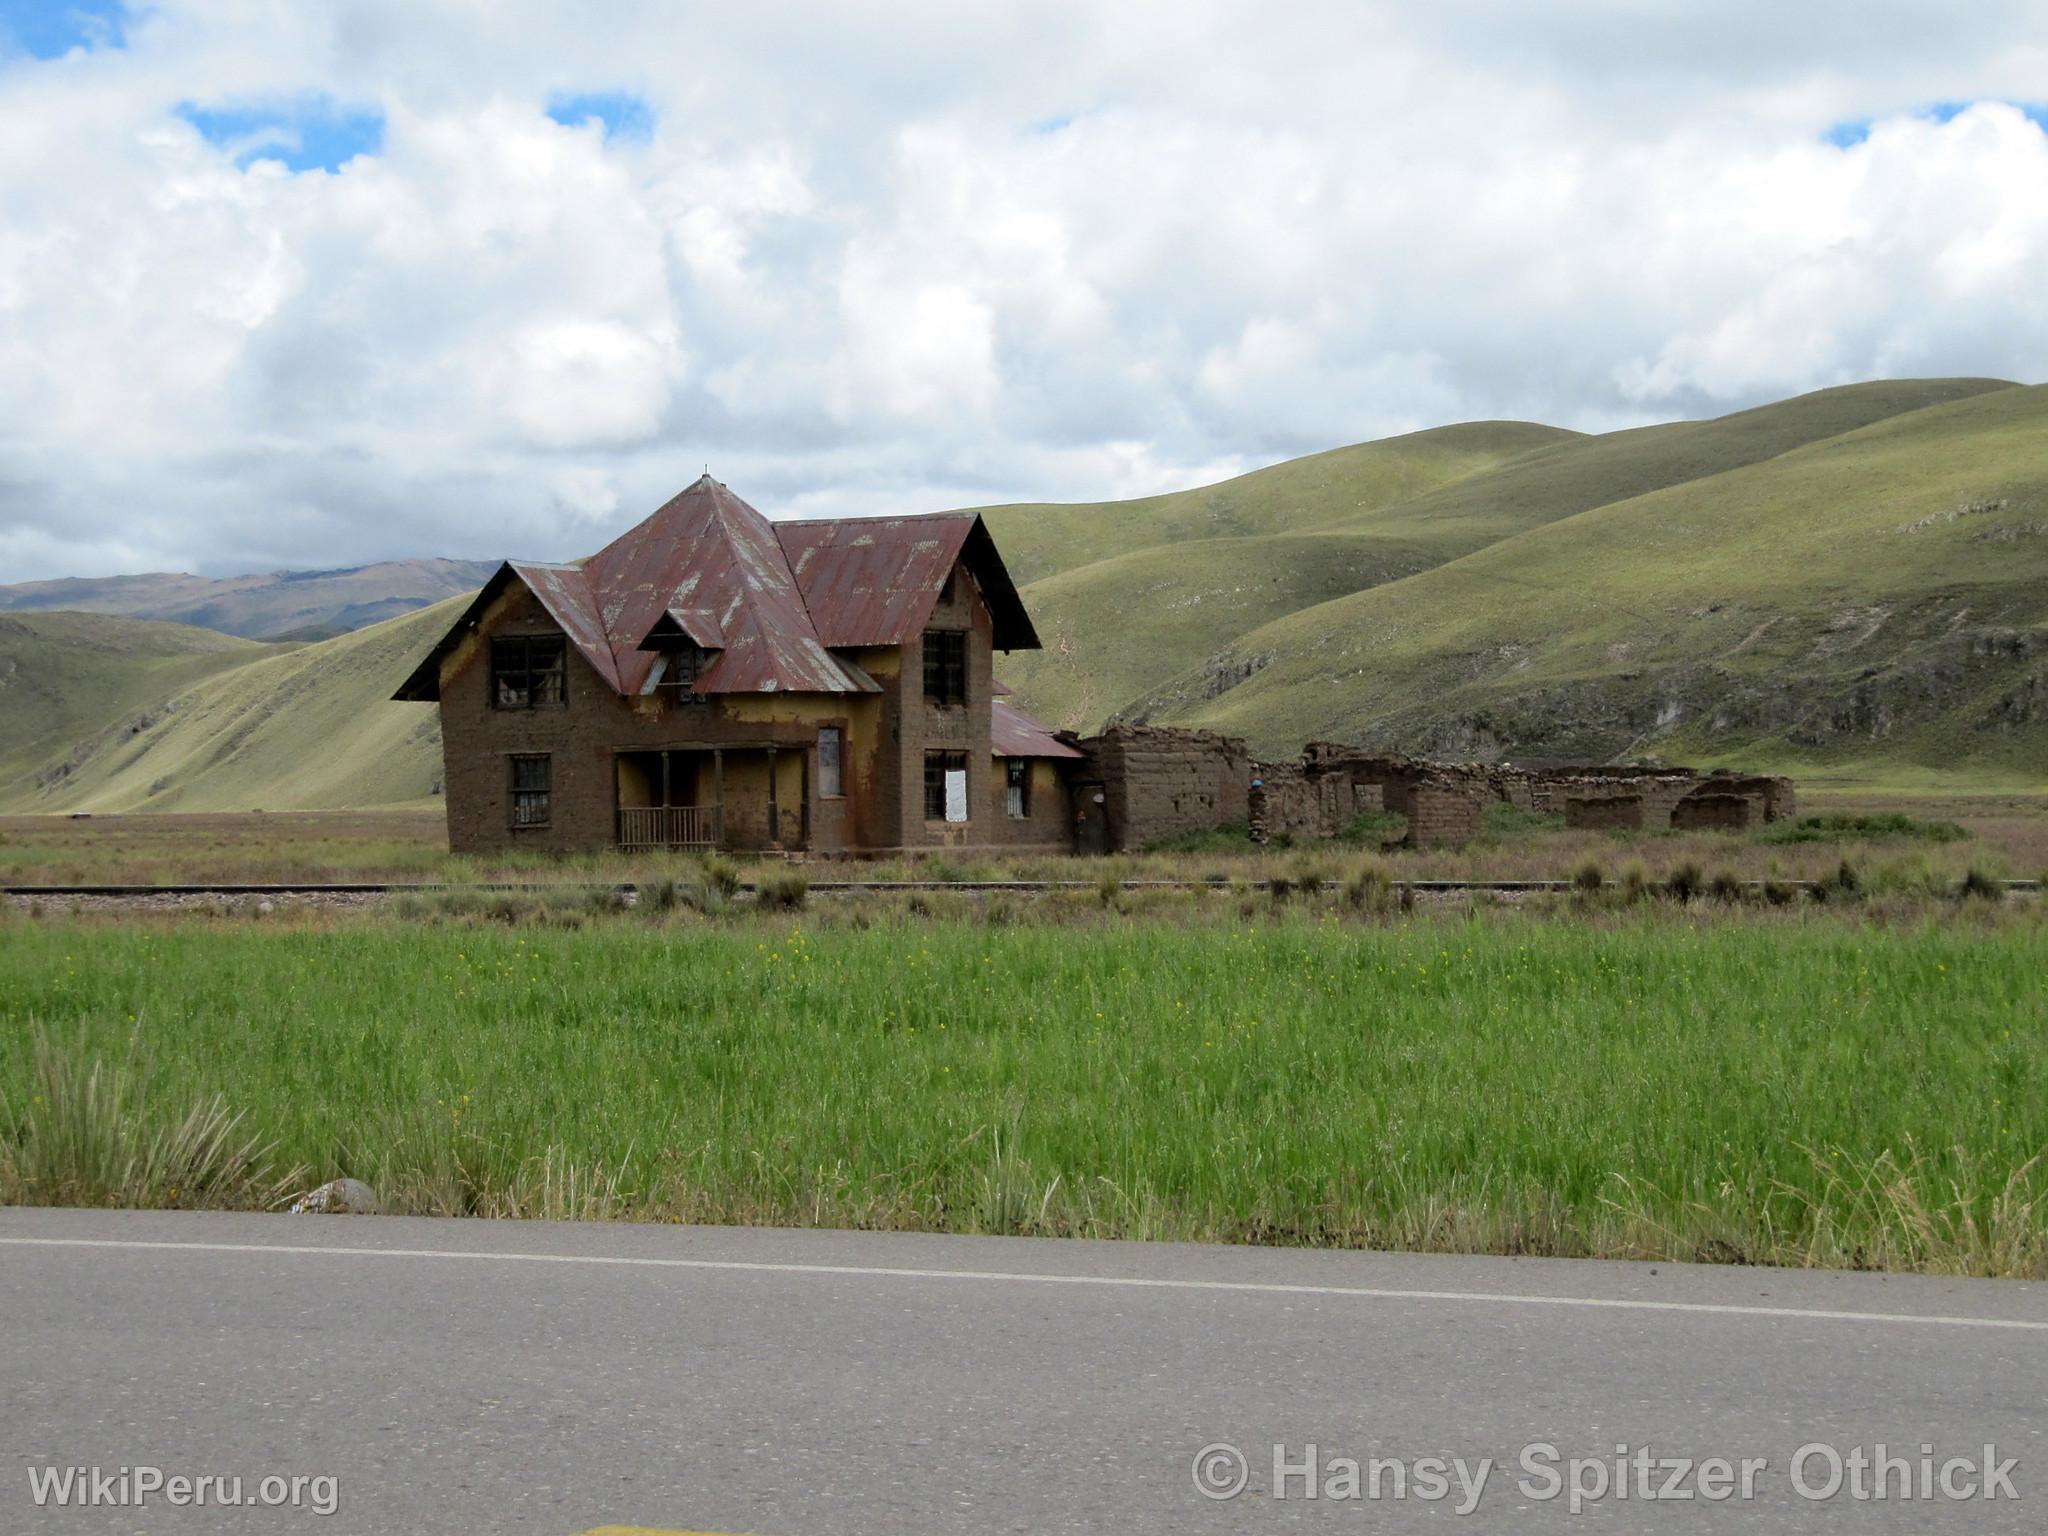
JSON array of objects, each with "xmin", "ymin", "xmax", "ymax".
[
  {"xmin": 923, "ymin": 631, "xmax": 966, "ymax": 705},
  {"xmin": 510, "ymin": 754, "xmax": 551, "ymax": 827}
]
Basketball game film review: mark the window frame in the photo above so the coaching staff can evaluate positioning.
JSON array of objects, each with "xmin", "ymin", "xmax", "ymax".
[
  {"xmin": 922, "ymin": 629, "xmax": 968, "ymax": 707},
  {"xmin": 509, "ymin": 753, "xmax": 553, "ymax": 829},
  {"xmin": 924, "ymin": 749, "xmax": 968, "ymax": 823},
  {"xmin": 817, "ymin": 726, "xmax": 844, "ymax": 799},
  {"xmin": 490, "ymin": 634, "xmax": 568, "ymax": 711},
  {"xmin": 1005, "ymin": 757, "xmax": 1030, "ymax": 819}
]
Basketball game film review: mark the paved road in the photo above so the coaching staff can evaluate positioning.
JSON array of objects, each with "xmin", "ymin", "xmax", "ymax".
[{"xmin": 2, "ymin": 1208, "xmax": 2044, "ymax": 1534}]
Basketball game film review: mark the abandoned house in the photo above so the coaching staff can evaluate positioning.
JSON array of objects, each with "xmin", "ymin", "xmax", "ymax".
[{"xmin": 393, "ymin": 476, "xmax": 1083, "ymax": 855}]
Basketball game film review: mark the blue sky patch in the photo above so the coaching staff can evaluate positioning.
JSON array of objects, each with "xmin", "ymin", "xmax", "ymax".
[
  {"xmin": 178, "ymin": 97, "xmax": 384, "ymax": 173},
  {"xmin": 1826, "ymin": 99, "xmax": 2048, "ymax": 147},
  {"xmin": 547, "ymin": 89, "xmax": 655, "ymax": 142},
  {"xmin": 1, "ymin": 0, "xmax": 128, "ymax": 59}
]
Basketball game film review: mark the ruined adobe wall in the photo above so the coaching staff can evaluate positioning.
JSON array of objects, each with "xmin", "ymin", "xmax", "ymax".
[
  {"xmin": 1563, "ymin": 792, "xmax": 1648, "ymax": 832},
  {"xmin": 1293, "ymin": 744, "xmax": 1488, "ymax": 847},
  {"xmin": 1407, "ymin": 783, "xmax": 1485, "ymax": 846},
  {"xmin": 1076, "ymin": 724, "xmax": 1250, "ymax": 851},
  {"xmin": 1670, "ymin": 792, "xmax": 1761, "ymax": 831},
  {"xmin": 1251, "ymin": 760, "xmax": 1384, "ymax": 842}
]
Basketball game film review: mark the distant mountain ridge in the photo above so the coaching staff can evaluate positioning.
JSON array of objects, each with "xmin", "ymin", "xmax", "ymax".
[{"xmin": 0, "ymin": 558, "xmax": 499, "ymax": 641}]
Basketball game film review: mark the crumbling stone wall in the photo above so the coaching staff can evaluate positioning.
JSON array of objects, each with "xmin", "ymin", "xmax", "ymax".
[
  {"xmin": 1078, "ymin": 731, "xmax": 1796, "ymax": 853},
  {"xmin": 1249, "ymin": 761, "xmax": 1384, "ymax": 842},
  {"xmin": 1075, "ymin": 724, "xmax": 1250, "ymax": 851}
]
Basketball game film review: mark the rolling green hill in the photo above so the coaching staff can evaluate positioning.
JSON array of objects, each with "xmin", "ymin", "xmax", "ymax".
[
  {"xmin": 0, "ymin": 614, "xmax": 280, "ymax": 806},
  {"xmin": 1128, "ymin": 381, "xmax": 2048, "ymax": 778},
  {"xmin": 1, "ymin": 376, "xmax": 2042, "ymax": 814},
  {"xmin": 989, "ymin": 378, "xmax": 2018, "ymax": 734},
  {"xmin": 0, "ymin": 603, "xmax": 453, "ymax": 813}
]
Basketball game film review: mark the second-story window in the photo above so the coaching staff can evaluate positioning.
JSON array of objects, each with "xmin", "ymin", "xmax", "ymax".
[
  {"xmin": 491, "ymin": 635, "xmax": 566, "ymax": 709},
  {"xmin": 660, "ymin": 645, "xmax": 707, "ymax": 705},
  {"xmin": 923, "ymin": 629, "xmax": 966, "ymax": 706}
]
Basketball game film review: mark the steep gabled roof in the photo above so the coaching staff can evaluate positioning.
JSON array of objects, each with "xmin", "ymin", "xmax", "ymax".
[
  {"xmin": 776, "ymin": 513, "xmax": 1039, "ymax": 650},
  {"xmin": 392, "ymin": 560, "xmax": 618, "ymax": 701},
  {"xmin": 394, "ymin": 477, "xmax": 1041, "ymax": 702}
]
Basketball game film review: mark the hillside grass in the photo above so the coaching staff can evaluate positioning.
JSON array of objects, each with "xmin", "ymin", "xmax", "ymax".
[
  {"xmin": 0, "ymin": 600, "xmax": 454, "ymax": 814},
  {"xmin": 2, "ymin": 910, "xmax": 2043, "ymax": 1275},
  {"xmin": 0, "ymin": 613, "xmax": 277, "ymax": 804},
  {"xmin": 1157, "ymin": 382, "xmax": 2048, "ymax": 769},
  {"xmin": 977, "ymin": 419, "xmax": 1577, "ymax": 586}
]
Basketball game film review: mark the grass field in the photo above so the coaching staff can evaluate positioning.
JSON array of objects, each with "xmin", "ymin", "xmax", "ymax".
[
  {"xmin": 4, "ymin": 794, "xmax": 2044, "ymax": 890},
  {"xmin": 1, "ymin": 907, "xmax": 2042, "ymax": 1277}
]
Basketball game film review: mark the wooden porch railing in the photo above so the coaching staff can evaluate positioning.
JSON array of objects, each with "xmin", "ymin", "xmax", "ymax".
[{"xmin": 617, "ymin": 805, "xmax": 723, "ymax": 850}]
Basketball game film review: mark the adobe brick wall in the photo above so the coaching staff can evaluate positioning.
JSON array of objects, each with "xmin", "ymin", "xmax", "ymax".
[
  {"xmin": 1407, "ymin": 783, "xmax": 1484, "ymax": 846},
  {"xmin": 1075, "ymin": 724, "xmax": 1250, "ymax": 851},
  {"xmin": 1564, "ymin": 793, "xmax": 1647, "ymax": 831},
  {"xmin": 1671, "ymin": 792, "xmax": 1763, "ymax": 831},
  {"xmin": 1250, "ymin": 760, "xmax": 1384, "ymax": 842}
]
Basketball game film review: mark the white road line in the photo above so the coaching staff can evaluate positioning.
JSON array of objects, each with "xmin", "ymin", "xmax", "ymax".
[{"xmin": 3, "ymin": 1234, "xmax": 2044, "ymax": 1333}]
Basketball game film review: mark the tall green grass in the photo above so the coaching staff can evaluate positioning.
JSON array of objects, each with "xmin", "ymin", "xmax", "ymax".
[{"xmin": 2, "ymin": 914, "xmax": 2043, "ymax": 1274}]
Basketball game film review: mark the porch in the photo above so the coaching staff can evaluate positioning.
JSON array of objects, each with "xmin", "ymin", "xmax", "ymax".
[{"xmin": 614, "ymin": 745, "xmax": 810, "ymax": 852}]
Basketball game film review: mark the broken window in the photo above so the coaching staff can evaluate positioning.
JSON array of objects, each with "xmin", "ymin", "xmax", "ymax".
[
  {"xmin": 818, "ymin": 727, "xmax": 843, "ymax": 798},
  {"xmin": 491, "ymin": 635, "xmax": 567, "ymax": 709},
  {"xmin": 924, "ymin": 750, "xmax": 968, "ymax": 822},
  {"xmin": 923, "ymin": 629, "xmax": 967, "ymax": 706},
  {"xmin": 509, "ymin": 754, "xmax": 552, "ymax": 827},
  {"xmin": 1005, "ymin": 758, "xmax": 1029, "ymax": 818},
  {"xmin": 658, "ymin": 645, "xmax": 707, "ymax": 705}
]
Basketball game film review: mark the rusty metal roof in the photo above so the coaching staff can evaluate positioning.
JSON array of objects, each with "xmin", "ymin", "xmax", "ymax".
[
  {"xmin": 777, "ymin": 514, "xmax": 1040, "ymax": 651},
  {"xmin": 395, "ymin": 478, "xmax": 1041, "ymax": 703},
  {"xmin": 992, "ymin": 698, "xmax": 1083, "ymax": 759},
  {"xmin": 583, "ymin": 478, "xmax": 865, "ymax": 696}
]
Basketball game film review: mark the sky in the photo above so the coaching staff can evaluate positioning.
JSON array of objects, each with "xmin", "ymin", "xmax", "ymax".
[{"xmin": 0, "ymin": 0, "xmax": 2045, "ymax": 582}]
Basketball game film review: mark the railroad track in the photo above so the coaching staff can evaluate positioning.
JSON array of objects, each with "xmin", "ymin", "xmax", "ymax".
[{"xmin": 5, "ymin": 876, "xmax": 2040, "ymax": 897}]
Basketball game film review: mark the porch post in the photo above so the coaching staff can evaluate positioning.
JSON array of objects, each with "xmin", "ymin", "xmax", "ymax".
[
  {"xmin": 767, "ymin": 745, "xmax": 780, "ymax": 847},
  {"xmin": 712, "ymin": 748, "xmax": 724, "ymax": 847},
  {"xmin": 799, "ymin": 745, "xmax": 811, "ymax": 849}
]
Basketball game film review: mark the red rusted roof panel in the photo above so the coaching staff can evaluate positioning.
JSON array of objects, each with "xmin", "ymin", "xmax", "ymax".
[
  {"xmin": 774, "ymin": 515, "xmax": 975, "ymax": 647},
  {"xmin": 992, "ymin": 698, "xmax": 1083, "ymax": 759}
]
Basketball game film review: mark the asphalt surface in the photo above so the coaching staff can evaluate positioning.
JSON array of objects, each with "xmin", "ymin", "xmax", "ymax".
[{"xmin": 2, "ymin": 1208, "xmax": 2043, "ymax": 1534}]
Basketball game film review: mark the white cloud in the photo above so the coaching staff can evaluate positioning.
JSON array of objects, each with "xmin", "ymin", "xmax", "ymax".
[{"xmin": 0, "ymin": 0, "xmax": 2043, "ymax": 581}]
